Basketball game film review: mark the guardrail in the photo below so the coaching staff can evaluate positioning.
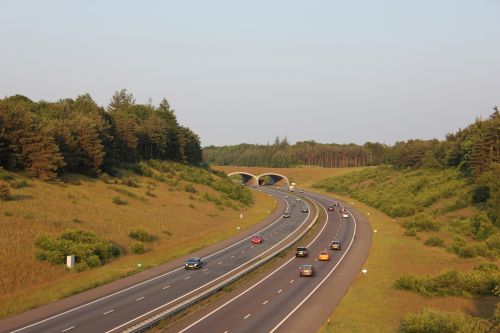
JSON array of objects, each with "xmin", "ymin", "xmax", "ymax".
[{"xmin": 122, "ymin": 194, "xmax": 320, "ymax": 333}]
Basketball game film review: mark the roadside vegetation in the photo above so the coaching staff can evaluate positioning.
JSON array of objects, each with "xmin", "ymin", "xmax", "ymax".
[{"xmin": 315, "ymin": 110, "xmax": 499, "ymax": 332}]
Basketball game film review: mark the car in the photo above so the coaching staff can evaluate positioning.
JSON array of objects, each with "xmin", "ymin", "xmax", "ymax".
[
  {"xmin": 299, "ymin": 189, "xmax": 304, "ymax": 193},
  {"xmin": 283, "ymin": 212, "xmax": 291, "ymax": 218},
  {"xmin": 301, "ymin": 207, "xmax": 309, "ymax": 213},
  {"xmin": 295, "ymin": 246, "xmax": 308, "ymax": 257},
  {"xmin": 328, "ymin": 204, "xmax": 334, "ymax": 211},
  {"xmin": 185, "ymin": 257, "xmax": 203, "ymax": 270},
  {"xmin": 296, "ymin": 198, "xmax": 301, "ymax": 201},
  {"xmin": 318, "ymin": 250, "xmax": 330, "ymax": 261},
  {"xmin": 341, "ymin": 213, "xmax": 349, "ymax": 218},
  {"xmin": 251, "ymin": 235, "xmax": 263, "ymax": 244},
  {"xmin": 330, "ymin": 240, "xmax": 341, "ymax": 250},
  {"xmin": 334, "ymin": 202, "xmax": 340, "ymax": 206},
  {"xmin": 284, "ymin": 195, "xmax": 289, "ymax": 199},
  {"xmin": 299, "ymin": 264, "xmax": 315, "ymax": 277}
]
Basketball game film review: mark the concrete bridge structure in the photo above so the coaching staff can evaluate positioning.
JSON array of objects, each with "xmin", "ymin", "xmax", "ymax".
[{"xmin": 228, "ymin": 171, "xmax": 290, "ymax": 187}]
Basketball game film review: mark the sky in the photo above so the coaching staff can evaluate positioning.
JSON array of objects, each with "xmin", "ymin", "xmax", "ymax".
[{"xmin": 1, "ymin": 1, "xmax": 499, "ymax": 147}]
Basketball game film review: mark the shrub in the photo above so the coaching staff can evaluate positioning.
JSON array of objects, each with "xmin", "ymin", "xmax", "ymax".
[
  {"xmin": 74, "ymin": 262, "xmax": 89, "ymax": 272},
  {"xmin": 0, "ymin": 181, "xmax": 11, "ymax": 200},
  {"xmin": 400, "ymin": 307, "xmax": 492, "ymax": 333},
  {"xmin": 100, "ymin": 173, "xmax": 112, "ymax": 184},
  {"xmin": 0, "ymin": 167, "xmax": 13, "ymax": 180},
  {"xmin": 403, "ymin": 213, "xmax": 440, "ymax": 232},
  {"xmin": 129, "ymin": 229, "xmax": 156, "ymax": 242},
  {"xmin": 85, "ymin": 255, "xmax": 101, "ymax": 268},
  {"xmin": 120, "ymin": 176, "xmax": 139, "ymax": 188},
  {"xmin": 10, "ymin": 179, "xmax": 29, "ymax": 188},
  {"xmin": 112, "ymin": 196, "xmax": 128, "ymax": 205},
  {"xmin": 486, "ymin": 233, "xmax": 500, "ymax": 252},
  {"xmin": 145, "ymin": 190, "xmax": 156, "ymax": 197},
  {"xmin": 131, "ymin": 242, "xmax": 146, "ymax": 254},
  {"xmin": 404, "ymin": 229, "xmax": 417, "ymax": 237},
  {"xmin": 424, "ymin": 236, "xmax": 445, "ymax": 247},
  {"xmin": 185, "ymin": 184, "xmax": 197, "ymax": 193}
]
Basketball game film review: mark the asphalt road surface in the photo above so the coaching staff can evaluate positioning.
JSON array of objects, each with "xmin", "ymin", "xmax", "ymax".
[
  {"xmin": 1, "ymin": 189, "xmax": 310, "ymax": 333},
  {"xmin": 165, "ymin": 189, "xmax": 371, "ymax": 333}
]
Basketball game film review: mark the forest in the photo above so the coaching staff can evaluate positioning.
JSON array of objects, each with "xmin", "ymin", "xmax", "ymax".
[
  {"xmin": 0, "ymin": 90, "xmax": 202, "ymax": 179},
  {"xmin": 203, "ymin": 108, "xmax": 499, "ymax": 179}
]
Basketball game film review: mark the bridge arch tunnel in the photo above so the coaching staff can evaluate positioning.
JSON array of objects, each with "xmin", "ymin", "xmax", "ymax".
[
  {"xmin": 257, "ymin": 173, "xmax": 289, "ymax": 186},
  {"xmin": 227, "ymin": 172, "xmax": 259, "ymax": 186}
]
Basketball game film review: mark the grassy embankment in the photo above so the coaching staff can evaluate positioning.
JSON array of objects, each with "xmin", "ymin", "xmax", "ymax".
[
  {"xmin": 313, "ymin": 166, "xmax": 499, "ymax": 332},
  {"xmin": 0, "ymin": 162, "xmax": 276, "ymax": 318}
]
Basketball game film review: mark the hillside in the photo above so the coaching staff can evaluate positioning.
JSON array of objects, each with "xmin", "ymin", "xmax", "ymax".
[
  {"xmin": 0, "ymin": 161, "xmax": 276, "ymax": 318},
  {"xmin": 314, "ymin": 166, "xmax": 499, "ymax": 332}
]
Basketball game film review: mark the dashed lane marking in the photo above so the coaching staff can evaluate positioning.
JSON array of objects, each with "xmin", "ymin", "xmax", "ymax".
[
  {"xmin": 162, "ymin": 285, "xmax": 171, "ymax": 290},
  {"xmin": 244, "ymin": 314, "xmax": 251, "ymax": 319},
  {"xmin": 136, "ymin": 297, "xmax": 144, "ymax": 301},
  {"xmin": 103, "ymin": 309, "xmax": 114, "ymax": 315},
  {"xmin": 62, "ymin": 326, "xmax": 75, "ymax": 332}
]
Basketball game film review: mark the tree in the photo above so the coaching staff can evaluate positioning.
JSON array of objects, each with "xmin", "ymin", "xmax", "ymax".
[{"xmin": 107, "ymin": 89, "xmax": 135, "ymax": 113}]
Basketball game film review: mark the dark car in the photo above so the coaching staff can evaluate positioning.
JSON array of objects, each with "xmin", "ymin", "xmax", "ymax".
[
  {"xmin": 330, "ymin": 241, "xmax": 341, "ymax": 250},
  {"xmin": 295, "ymin": 246, "xmax": 308, "ymax": 257},
  {"xmin": 301, "ymin": 207, "xmax": 309, "ymax": 213},
  {"xmin": 328, "ymin": 204, "xmax": 334, "ymax": 211},
  {"xmin": 299, "ymin": 264, "xmax": 315, "ymax": 277},
  {"xmin": 283, "ymin": 212, "xmax": 291, "ymax": 218},
  {"xmin": 251, "ymin": 235, "xmax": 264, "ymax": 244},
  {"xmin": 334, "ymin": 202, "xmax": 340, "ymax": 207},
  {"xmin": 185, "ymin": 257, "xmax": 203, "ymax": 270}
]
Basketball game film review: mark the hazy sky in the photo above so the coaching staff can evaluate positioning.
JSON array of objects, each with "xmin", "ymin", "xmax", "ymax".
[{"xmin": 1, "ymin": 1, "xmax": 499, "ymax": 147}]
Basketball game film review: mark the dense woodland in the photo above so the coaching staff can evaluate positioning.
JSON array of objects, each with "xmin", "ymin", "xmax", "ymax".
[
  {"xmin": 204, "ymin": 109, "xmax": 499, "ymax": 178},
  {"xmin": 0, "ymin": 90, "xmax": 202, "ymax": 179}
]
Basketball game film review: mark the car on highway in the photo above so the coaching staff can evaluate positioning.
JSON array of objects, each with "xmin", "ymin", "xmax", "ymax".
[
  {"xmin": 328, "ymin": 204, "xmax": 334, "ymax": 211},
  {"xmin": 284, "ymin": 195, "xmax": 289, "ymax": 199},
  {"xmin": 301, "ymin": 207, "xmax": 309, "ymax": 213},
  {"xmin": 334, "ymin": 202, "xmax": 340, "ymax": 206},
  {"xmin": 295, "ymin": 246, "xmax": 308, "ymax": 257},
  {"xmin": 318, "ymin": 250, "xmax": 330, "ymax": 261},
  {"xmin": 299, "ymin": 189, "xmax": 304, "ymax": 193},
  {"xmin": 330, "ymin": 240, "xmax": 341, "ymax": 250},
  {"xmin": 283, "ymin": 212, "xmax": 291, "ymax": 218},
  {"xmin": 185, "ymin": 257, "xmax": 203, "ymax": 270},
  {"xmin": 296, "ymin": 198, "xmax": 301, "ymax": 201},
  {"xmin": 251, "ymin": 235, "xmax": 264, "ymax": 244},
  {"xmin": 299, "ymin": 264, "xmax": 315, "ymax": 277}
]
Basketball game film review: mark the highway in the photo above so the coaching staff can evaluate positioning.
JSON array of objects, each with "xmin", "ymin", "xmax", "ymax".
[
  {"xmin": 1, "ymin": 189, "xmax": 311, "ymax": 333},
  {"xmin": 165, "ymin": 189, "xmax": 371, "ymax": 333}
]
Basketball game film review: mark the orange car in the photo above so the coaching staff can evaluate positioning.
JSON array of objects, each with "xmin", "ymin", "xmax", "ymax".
[{"xmin": 318, "ymin": 250, "xmax": 330, "ymax": 261}]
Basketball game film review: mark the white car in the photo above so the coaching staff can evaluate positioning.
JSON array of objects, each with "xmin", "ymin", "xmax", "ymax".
[
  {"xmin": 296, "ymin": 198, "xmax": 301, "ymax": 201},
  {"xmin": 341, "ymin": 213, "xmax": 349, "ymax": 218}
]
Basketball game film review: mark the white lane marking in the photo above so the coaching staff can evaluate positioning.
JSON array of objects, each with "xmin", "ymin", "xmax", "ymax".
[
  {"xmin": 244, "ymin": 314, "xmax": 251, "ymax": 319},
  {"xmin": 241, "ymin": 250, "xmax": 246, "ymax": 253},
  {"xmin": 136, "ymin": 296, "xmax": 145, "ymax": 301},
  {"xmin": 277, "ymin": 289, "xmax": 282, "ymax": 294},
  {"xmin": 106, "ymin": 195, "xmax": 310, "ymax": 333},
  {"xmin": 203, "ymin": 268, "xmax": 208, "ymax": 272},
  {"xmin": 11, "ymin": 190, "xmax": 291, "ymax": 333},
  {"xmin": 290, "ymin": 280, "xmax": 294, "ymax": 284},
  {"xmin": 162, "ymin": 285, "xmax": 171, "ymax": 290},
  {"xmin": 103, "ymin": 309, "xmax": 114, "ymax": 315},
  {"xmin": 262, "ymin": 300, "xmax": 269, "ymax": 305},
  {"xmin": 230, "ymin": 256, "xmax": 235, "ymax": 259},
  {"xmin": 224, "ymin": 331, "xmax": 229, "ymax": 333},
  {"xmin": 177, "ymin": 198, "xmax": 326, "ymax": 333},
  {"xmin": 184, "ymin": 276, "xmax": 191, "ymax": 280},
  {"xmin": 61, "ymin": 326, "xmax": 75, "ymax": 332},
  {"xmin": 217, "ymin": 261, "xmax": 223, "ymax": 265},
  {"xmin": 269, "ymin": 198, "xmax": 358, "ymax": 333}
]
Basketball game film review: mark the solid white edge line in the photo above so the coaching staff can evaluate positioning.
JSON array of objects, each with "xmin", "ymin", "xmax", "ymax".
[
  {"xmin": 9, "ymin": 189, "xmax": 290, "ymax": 333},
  {"xmin": 177, "ymin": 196, "xmax": 326, "ymax": 333},
  {"xmin": 61, "ymin": 326, "xmax": 75, "ymax": 332},
  {"xmin": 268, "ymin": 197, "xmax": 357, "ymax": 333},
  {"xmin": 104, "ymin": 191, "xmax": 312, "ymax": 333}
]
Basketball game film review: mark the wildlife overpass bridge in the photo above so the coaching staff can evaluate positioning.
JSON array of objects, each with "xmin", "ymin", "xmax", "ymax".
[{"xmin": 227, "ymin": 172, "xmax": 289, "ymax": 187}]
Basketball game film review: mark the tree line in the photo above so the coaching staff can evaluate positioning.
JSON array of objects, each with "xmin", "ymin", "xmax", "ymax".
[
  {"xmin": 0, "ymin": 90, "xmax": 202, "ymax": 179},
  {"xmin": 203, "ymin": 108, "xmax": 499, "ymax": 178}
]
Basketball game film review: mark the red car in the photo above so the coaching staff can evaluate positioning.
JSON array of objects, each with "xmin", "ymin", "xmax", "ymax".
[{"xmin": 251, "ymin": 235, "xmax": 263, "ymax": 244}]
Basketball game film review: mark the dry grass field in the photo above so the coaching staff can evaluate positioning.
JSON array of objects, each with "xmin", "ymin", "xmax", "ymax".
[{"xmin": 0, "ymin": 166, "xmax": 276, "ymax": 318}]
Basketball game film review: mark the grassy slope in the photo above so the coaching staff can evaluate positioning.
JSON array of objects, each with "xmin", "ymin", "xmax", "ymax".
[
  {"xmin": 314, "ymin": 167, "xmax": 499, "ymax": 332},
  {"xmin": 0, "ymin": 165, "xmax": 276, "ymax": 318}
]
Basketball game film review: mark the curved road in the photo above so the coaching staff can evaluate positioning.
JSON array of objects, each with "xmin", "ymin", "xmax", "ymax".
[
  {"xmin": 165, "ymin": 189, "xmax": 371, "ymax": 333},
  {"xmin": 0, "ymin": 189, "xmax": 310, "ymax": 333}
]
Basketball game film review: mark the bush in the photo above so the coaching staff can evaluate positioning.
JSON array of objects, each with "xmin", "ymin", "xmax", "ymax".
[
  {"xmin": 403, "ymin": 213, "xmax": 440, "ymax": 232},
  {"xmin": 0, "ymin": 167, "xmax": 13, "ymax": 180},
  {"xmin": 10, "ymin": 179, "xmax": 29, "ymax": 188},
  {"xmin": 129, "ymin": 229, "xmax": 156, "ymax": 242},
  {"xmin": 185, "ymin": 184, "xmax": 197, "ymax": 193},
  {"xmin": 424, "ymin": 236, "xmax": 445, "ymax": 247},
  {"xmin": 131, "ymin": 242, "xmax": 146, "ymax": 254},
  {"xmin": 112, "ymin": 196, "xmax": 128, "ymax": 205},
  {"xmin": 120, "ymin": 176, "xmax": 140, "ymax": 188},
  {"xmin": 34, "ymin": 230, "xmax": 121, "ymax": 270},
  {"xmin": 404, "ymin": 229, "xmax": 417, "ymax": 237},
  {"xmin": 400, "ymin": 307, "xmax": 492, "ymax": 333},
  {"xmin": 0, "ymin": 181, "xmax": 11, "ymax": 200}
]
